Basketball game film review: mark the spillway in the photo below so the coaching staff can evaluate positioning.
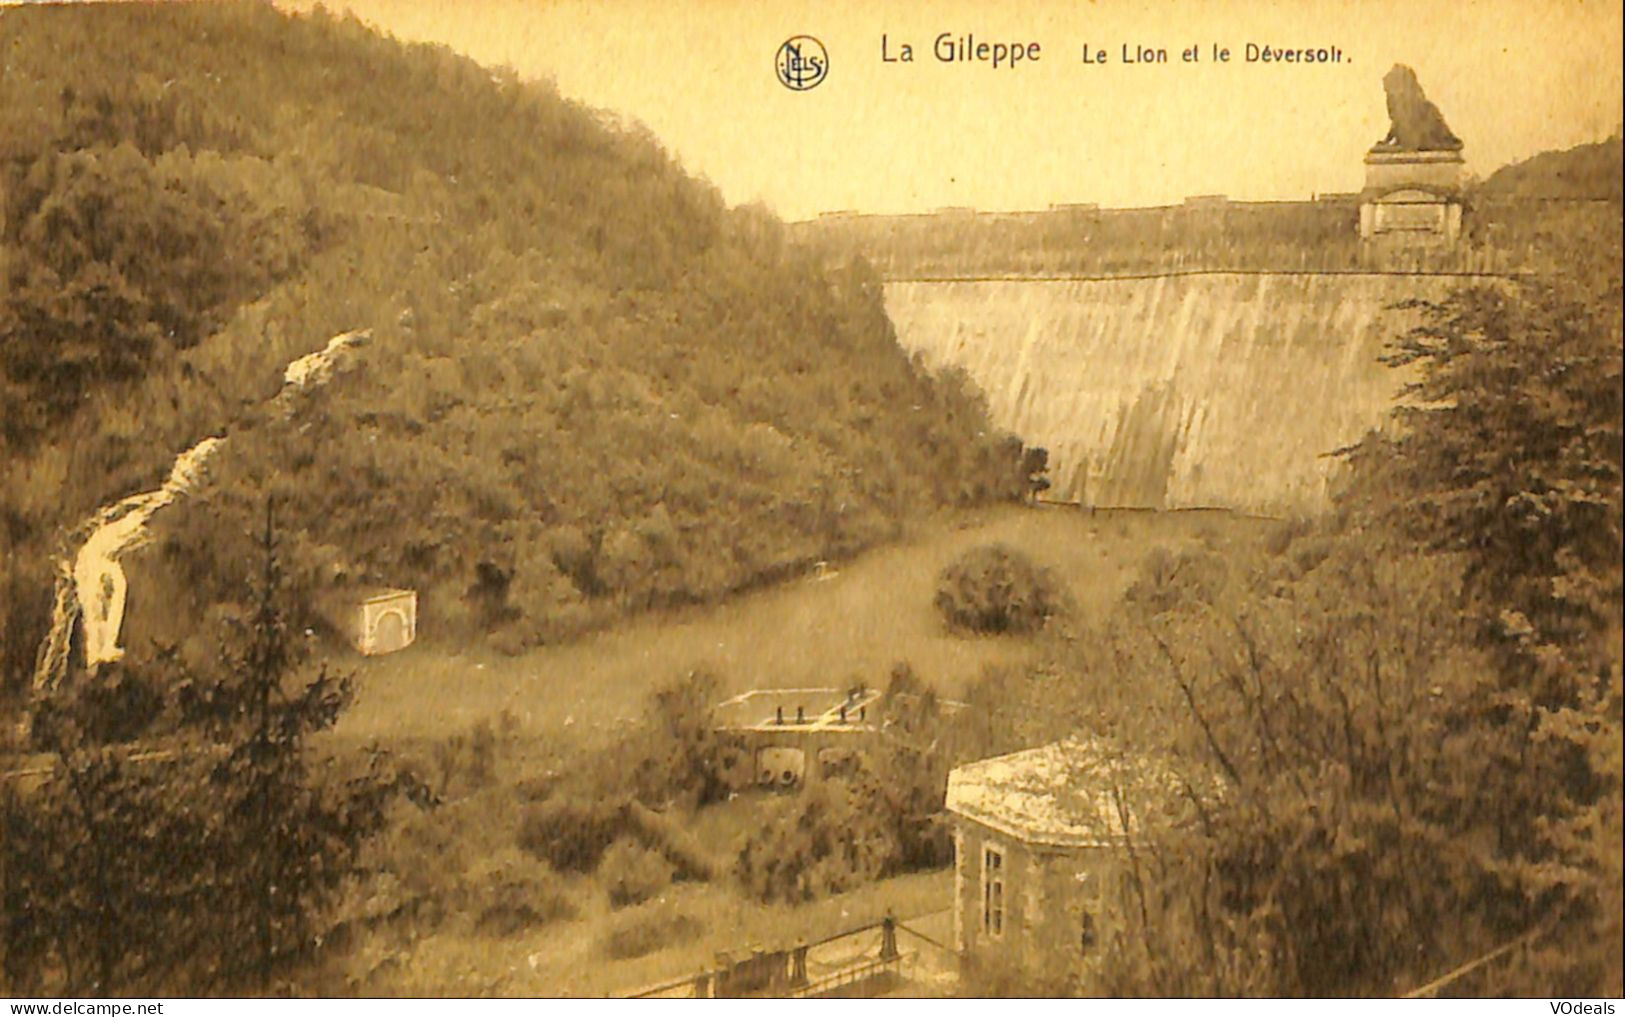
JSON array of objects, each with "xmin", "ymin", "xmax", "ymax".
[
  {"xmin": 31, "ymin": 330, "xmax": 371, "ymax": 693},
  {"xmin": 885, "ymin": 272, "xmax": 1474, "ymax": 516}
]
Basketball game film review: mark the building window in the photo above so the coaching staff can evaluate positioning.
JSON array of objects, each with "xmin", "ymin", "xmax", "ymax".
[{"xmin": 982, "ymin": 845, "xmax": 1004, "ymax": 938}]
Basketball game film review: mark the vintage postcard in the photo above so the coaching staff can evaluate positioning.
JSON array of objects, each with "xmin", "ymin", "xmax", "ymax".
[{"xmin": 0, "ymin": 0, "xmax": 1621, "ymax": 1003}]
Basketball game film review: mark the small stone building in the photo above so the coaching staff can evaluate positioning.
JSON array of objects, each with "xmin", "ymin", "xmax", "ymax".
[
  {"xmin": 945, "ymin": 737, "xmax": 1217, "ymax": 987},
  {"xmin": 324, "ymin": 586, "xmax": 417, "ymax": 656}
]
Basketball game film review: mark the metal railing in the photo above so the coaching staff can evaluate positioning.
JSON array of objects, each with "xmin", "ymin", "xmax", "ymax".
[
  {"xmin": 620, "ymin": 911, "xmax": 936, "ymax": 999},
  {"xmin": 785, "ymin": 952, "xmax": 904, "ymax": 999}
]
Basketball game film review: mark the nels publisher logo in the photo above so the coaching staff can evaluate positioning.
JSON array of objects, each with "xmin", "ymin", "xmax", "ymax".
[{"xmin": 776, "ymin": 35, "xmax": 827, "ymax": 91}]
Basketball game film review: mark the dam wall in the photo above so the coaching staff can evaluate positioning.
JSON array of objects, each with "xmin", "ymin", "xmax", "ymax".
[
  {"xmin": 797, "ymin": 196, "xmax": 1603, "ymax": 279},
  {"xmin": 884, "ymin": 272, "xmax": 1476, "ymax": 516}
]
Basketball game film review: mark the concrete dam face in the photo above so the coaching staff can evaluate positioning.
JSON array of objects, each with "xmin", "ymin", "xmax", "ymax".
[{"xmin": 884, "ymin": 272, "xmax": 1469, "ymax": 516}]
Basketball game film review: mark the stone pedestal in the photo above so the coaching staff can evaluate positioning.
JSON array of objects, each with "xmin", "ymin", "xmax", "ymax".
[{"xmin": 1359, "ymin": 150, "xmax": 1464, "ymax": 246}]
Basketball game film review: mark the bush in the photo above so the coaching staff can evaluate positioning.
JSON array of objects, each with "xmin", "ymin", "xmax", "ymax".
[
  {"xmin": 516, "ymin": 799, "xmax": 628, "ymax": 873},
  {"xmin": 933, "ymin": 543, "xmax": 1064, "ymax": 634},
  {"xmin": 1122, "ymin": 546, "xmax": 1229, "ymax": 616},
  {"xmin": 627, "ymin": 670, "xmax": 733, "ymax": 808},
  {"xmin": 27, "ymin": 661, "xmax": 167, "ymax": 747},
  {"xmin": 465, "ymin": 854, "xmax": 577, "ymax": 938},
  {"xmin": 548, "ymin": 669, "xmax": 735, "ymax": 811},
  {"xmin": 735, "ymin": 779, "xmax": 899, "ymax": 904},
  {"xmin": 425, "ymin": 714, "xmax": 513, "ymax": 800},
  {"xmin": 597, "ymin": 837, "xmax": 675, "ymax": 909},
  {"xmin": 599, "ymin": 903, "xmax": 704, "ymax": 960}
]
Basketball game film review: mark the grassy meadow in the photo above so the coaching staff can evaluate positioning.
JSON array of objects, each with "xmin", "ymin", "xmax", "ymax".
[
  {"xmin": 334, "ymin": 505, "xmax": 1272, "ymax": 747},
  {"xmin": 304, "ymin": 504, "xmax": 1276, "ymax": 996}
]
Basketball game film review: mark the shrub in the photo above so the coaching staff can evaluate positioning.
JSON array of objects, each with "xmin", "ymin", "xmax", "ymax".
[
  {"xmin": 735, "ymin": 779, "xmax": 899, "ymax": 904},
  {"xmin": 597, "ymin": 837, "xmax": 675, "ymax": 909},
  {"xmin": 1122, "ymin": 546, "xmax": 1229, "ymax": 616},
  {"xmin": 933, "ymin": 543, "xmax": 1064, "ymax": 634},
  {"xmin": 427, "ymin": 715, "xmax": 510, "ymax": 800},
  {"xmin": 516, "ymin": 799, "xmax": 628, "ymax": 873},
  {"xmin": 465, "ymin": 854, "xmax": 577, "ymax": 938},
  {"xmin": 599, "ymin": 903, "xmax": 704, "ymax": 960},
  {"xmin": 27, "ymin": 661, "xmax": 167, "ymax": 747},
  {"xmin": 1262, "ymin": 515, "xmax": 1315, "ymax": 557},
  {"xmin": 627, "ymin": 669, "xmax": 732, "ymax": 808},
  {"xmin": 554, "ymin": 669, "xmax": 734, "ymax": 810}
]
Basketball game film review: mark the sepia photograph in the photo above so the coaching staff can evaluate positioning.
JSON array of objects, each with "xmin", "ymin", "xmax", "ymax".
[{"xmin": 0, "ymin": 0, "xmax": 1621, "ymax": 1002}]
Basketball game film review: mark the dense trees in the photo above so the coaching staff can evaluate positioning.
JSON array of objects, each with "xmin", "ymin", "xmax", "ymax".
[
  {"xmin": 0, "ymin": 2, "xmax": 1031, "ymax": 697},
  {"xmin": 1, "ymin": 504, "xmax": 425, "ymax": 994},
  {"xmin": 1334, "ymin": 268, "xmax": 1622, "ymax": 993},
  {"xmin": 1, "ymin": 136, "xmax": 314, "ymax": 448},
  {"xmin": 1169, "ymin": 267, "xmax": 1620, "ymax": 996},
  {"xmin": 968, "ymin": 262, "xmax": 1623, "ymax": 995}
]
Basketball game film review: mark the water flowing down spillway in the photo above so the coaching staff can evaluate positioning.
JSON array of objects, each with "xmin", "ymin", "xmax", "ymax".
[
  {"xmin": 32, "ymin": 438, "xmax": 224, "ymax": 692},
  {"xmin": 71, "ymin": 438, "xmax": 225, "ymax": 666},
  {"xmin": 885, "ymin": 273, "xmax": 1473, "ymax": 516},
  {"xmin": 31, "ymin": 330, "xmax": 370, "ymax": 693}
]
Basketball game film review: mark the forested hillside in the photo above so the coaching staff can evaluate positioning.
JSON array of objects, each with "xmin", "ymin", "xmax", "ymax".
[
  {"xmin": 0, "ymin": 2, "xmax": 1030, "ymax": 687},
  {"xmin": 1479, "ymin": 136, "xmax": 1623, "ymax": 199}
]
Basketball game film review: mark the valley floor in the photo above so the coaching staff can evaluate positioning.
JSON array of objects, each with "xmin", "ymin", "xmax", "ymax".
[
  {"xmin": 314, "ymin": 504, "xmax": 1277, "ymax": 996},
  {"xmin": 336, "ymin": 503, "xmax": 1273, "ymax": 750}
]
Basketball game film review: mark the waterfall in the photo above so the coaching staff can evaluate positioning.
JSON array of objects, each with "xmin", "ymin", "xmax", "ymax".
[
  {"xmin": 885, "ymin": 273, "xmax": 1472, "ymax": 516},
  {"xmin": 30, "ymin": 329, "xmax": 371, "ymax": 694},
  {"xmin": 31, "ymin": 438, "xmax": 223, "ymax": 693}
]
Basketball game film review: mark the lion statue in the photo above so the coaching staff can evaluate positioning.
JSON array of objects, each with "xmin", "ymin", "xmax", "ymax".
[{"xmin": 1374, "ymin": 64, "xmax": 1462, "ymax": 152}]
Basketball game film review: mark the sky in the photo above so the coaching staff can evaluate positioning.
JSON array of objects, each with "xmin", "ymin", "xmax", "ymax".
[{"xmin": 286, "ymin": 0, "xmax": 1623, "ymax": 221}]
